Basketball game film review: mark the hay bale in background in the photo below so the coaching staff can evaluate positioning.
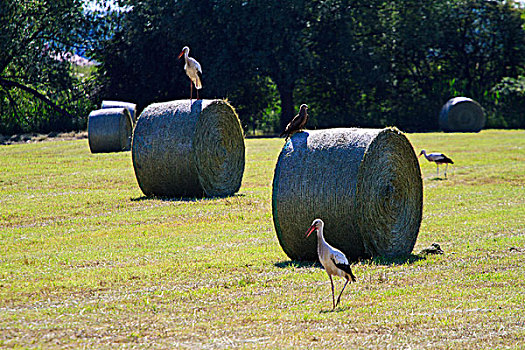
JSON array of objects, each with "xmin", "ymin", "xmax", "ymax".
[
  {"xmin": 439, "ymin": 97, "xmax": 485, "ymax": 132},
  {"xmin": 132, "ymin": 99, "xmax": 245, "ymax": 198},
  {"xmin": 272, "ymin": 127, "xmax": 423, "ymax": 261},
  {"xmin": 102, "ymin": 100, "xmax": 138, "ymax": 123},
  {"xmin": 88, "ymin": 108, "xmax": 133, "ymax": 153}
]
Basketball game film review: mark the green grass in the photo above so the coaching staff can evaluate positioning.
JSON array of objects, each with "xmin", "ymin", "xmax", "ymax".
[{"xmin": 0, "ymin": 130, "xmax": 524, "ymax": 349}]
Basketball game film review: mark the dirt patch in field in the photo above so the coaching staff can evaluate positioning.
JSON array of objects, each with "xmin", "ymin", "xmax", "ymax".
[{"xmin": 0, "ymin": 131, "xmax": 87, "ymax": 145}]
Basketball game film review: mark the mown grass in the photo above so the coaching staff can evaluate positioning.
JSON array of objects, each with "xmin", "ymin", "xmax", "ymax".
[{"xmin": 0, "ymin": 129, "xmax": 523, "ymax": 349}]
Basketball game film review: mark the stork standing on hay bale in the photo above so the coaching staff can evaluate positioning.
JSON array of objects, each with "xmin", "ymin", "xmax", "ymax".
[
  {"xmin": 178, "ymin": 46, "xmax": 202, "ymax": 101},
  {"xmin": 280, "ymin": 104, "xmax": 308, "ymax": 140},
  {"xmin": 419, "ymin": 150, "xmax": 454, "ymax": 177},
  {"xmin": 305, "ymin": 218, "xmax": 356, "ymax": 310}
]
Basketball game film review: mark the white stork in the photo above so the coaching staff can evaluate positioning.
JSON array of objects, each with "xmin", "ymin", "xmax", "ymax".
[
  {"xmin": 305, "ymin": 218, "xmax": 356, "ymax": 309},
  {"xmin": 419, "ymin": 150, "xmax": 454, "ymax": 177},
  {"xmin": 177, "ymin": 46, "xmax": 202, "ymax": 101}
]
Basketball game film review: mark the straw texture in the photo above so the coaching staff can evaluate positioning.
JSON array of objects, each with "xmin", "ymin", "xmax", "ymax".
[
  {"xmin": 439, "ymin": 97, "xmax": 485, "ymax": 132},
  {"xmin": 132, "ymin": 99, "xmax": 245, "ymax": 198},
  {"xmin": 102, "ymin": 100, "xmax": 138, "ymax": 123},
  {"xmin": 88, "ymin": 108, "xmax": 133, "ymax": 153},
  {"xmin": 272, "ymin": 127, "xmax": 423, "ymax": 261}
]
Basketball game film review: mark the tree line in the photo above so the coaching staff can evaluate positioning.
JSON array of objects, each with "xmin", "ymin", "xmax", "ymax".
[{"xmin": 1, "ymin": 0, "xmax": 524, "ymax": 135}]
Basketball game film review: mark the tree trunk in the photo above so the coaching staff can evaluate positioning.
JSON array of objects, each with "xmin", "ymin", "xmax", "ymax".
[{"xmin": 277, "ymin": 83, "xmax": 295, "ymax": 133}]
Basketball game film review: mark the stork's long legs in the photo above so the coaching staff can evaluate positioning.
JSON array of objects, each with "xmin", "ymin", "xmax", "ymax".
[
  {"xmin": 190, "ymin": 82, "xmax": 193, "ymax": 102},
  {"xmin": 335, "ymin": 278, "xmax": 350, "ymax": 307},
  {"xmin": 329, "ymin": 275, "xmax": 336, "ymax": 310},
  {"xmin": 436, "ymin": 164, "xmax": 440, "ymax": 176},
  {"xmin": 444, "ymin": 164, "xmax": 449, "ymax": 177}
]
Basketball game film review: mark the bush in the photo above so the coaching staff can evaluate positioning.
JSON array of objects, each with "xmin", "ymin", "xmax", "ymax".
[{"xmin": 487, "ymin": 76, "xmax": 525, "ymax": 129}]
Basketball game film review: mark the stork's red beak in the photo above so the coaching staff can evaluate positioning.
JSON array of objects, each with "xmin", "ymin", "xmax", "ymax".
[
  {"xmin": 305, "ymin": 224, "xmax": 316, "ymax": 238},
  {"xmin": 177, "ymin": 51, "xmax": 184, "ymax": 59}
]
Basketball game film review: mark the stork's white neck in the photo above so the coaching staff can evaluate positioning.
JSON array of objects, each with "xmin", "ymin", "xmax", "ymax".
[
  {"xmin": 317, "ymin": 226, "xmax": 328, "ymax": 245},
  {"xmin": 316, "ymin": 226, "xmax": 324, "ymax": 240}
]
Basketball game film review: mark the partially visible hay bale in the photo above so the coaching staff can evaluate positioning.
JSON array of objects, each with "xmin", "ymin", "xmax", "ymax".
[
  {"xmin": 439, "ymin": 97, "xmax": 485, "ymax": 132},
  {"xmin": 272, "ymin": 127, "xmax": 423, "ymax": 261},
  {"xmin": 132, "ymin": 99, "xmax": 245, "ymax": 198},
  {"xmin": 102, "ymin": 100, "xmax": 138, "ymax": 123},
  {"xmin": 88, "ymin": 108, "xmax": 133, "ymax": 153}
]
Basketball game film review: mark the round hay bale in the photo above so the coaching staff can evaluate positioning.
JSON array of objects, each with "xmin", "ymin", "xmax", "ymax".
[
  {"xmin": 102, "ymin": 100, "xmax": 138, "ymax": 123},
  {"xmin": 132, "ymin": 99, "xmax": 245, "ymax": 198},
  {"xmin": 88, "ymin": 108, "xmax": 133, "ymax": 153},
  {"xmin": 439, "ymin": 97, "xmax": 485, "ymax": 132},
  {"xmin": 272, "ymin": 127, "xmax": 423, "ymax": 261}
]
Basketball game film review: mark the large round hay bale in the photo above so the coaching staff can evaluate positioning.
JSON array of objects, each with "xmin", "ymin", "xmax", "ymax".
[
  {"xmin": 272, "ymin": 127, "xmax": 423, "ymax": 261},
  {"xmin": 101, "ymin": 100, "xmax": 138, "ymax": 123},
  {"xmin": 439, "ymin": 97, "xmax": 485, "ymax": 132},
  {"xmin": 132, "ymin": 99, "xmax": 245, "ymax": 198},
  {"xmin": 88, "ymin": 108, "xmax": 133, "ymax": 153}
]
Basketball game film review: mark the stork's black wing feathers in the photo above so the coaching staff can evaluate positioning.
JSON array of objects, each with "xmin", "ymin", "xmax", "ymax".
[
  {"xmin": 331, "ymin": 257, "xmax": 356, "ymax": 282},
  {"xmin": 441, "ymin": 154, "xmax": 454, "ymax": 164}
]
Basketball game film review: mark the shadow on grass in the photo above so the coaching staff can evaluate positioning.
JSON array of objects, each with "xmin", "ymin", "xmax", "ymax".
[
  {"xmin": 130, "ymin": 193, "xmax": 245, "ymax": 203},
  {"xmin": 319, "ymin": 305, "xmax": 352, "ymax": 314},
  {"xmin": 276, "ymin": 253, "xmax": 426, "ymax": 270},
  {"xmin": 363, "ymin": 253, "xmax": 426, "ymax": 266},
  {"xmin": 245, "ymin": 134, "xmax": 281, "ymax": 139},
  {"xmin": 429, "ymin": 176, "xmax": 448, "ymax": 181},
  {"xmin": 274, "ymin": 260, "xmax": 323, "ymax": 269}
]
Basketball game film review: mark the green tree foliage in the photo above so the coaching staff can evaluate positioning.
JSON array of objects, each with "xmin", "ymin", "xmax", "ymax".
[
  {"xmin": 383, "ymin": 0, "xmax": 525, "ymax": 130},
  {"xmin": 96, "ymin": 0, "xmax": 310, "ymax": 131},
  {"xmin": 0, "ymin": 0, "xmax": 102, "ymax": 134},
  {"xmin": 218, "ymin": 0, "xmax": 313, "ymax": 130},
  {"xmin": 490, "ymin": 76, "xmax": 525, "ymax": 128},
  {"xmin": 96, "ymin": 0, "xmax": 525, "ymax": 132},
  {"xmin": 94, "ymin": 0, "xmax": 186, "ymax": 110},
  {"xmin": 299, "ymin": 0, "xmax": 389, "ymax": 128}
]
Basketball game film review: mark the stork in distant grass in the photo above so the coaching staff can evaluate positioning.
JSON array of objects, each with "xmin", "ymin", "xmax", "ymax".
[
  {"xmin": 419, "ymin": 150, "xmax": 454, "ymax": 177},
  {"xmin": 280, "ymin": 104, "xmax": 308, "ymax": 140},
  {"xmin": 178, "ymin": 46, "xmax": 202, "ymax": 101},
  {"xmin": 305, "ymin": 219, "xmax": 356, "ymax": 310}
]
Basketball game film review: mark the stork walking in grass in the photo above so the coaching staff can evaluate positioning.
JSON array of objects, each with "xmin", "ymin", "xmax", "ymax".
[
  {"xmin": 178, "ymin": 46, "xmax": 202, "ymax": 101},
  {"xmin": 418, "ymin": 150, "xmax": 454, "ymax": 177},
  {"xmin": 280, "ymin": 104, "xmax": 308, "ymax": 140},
  {"xmin": 305, "ymin": 219, "xmax": 356, "ymax": 310}
]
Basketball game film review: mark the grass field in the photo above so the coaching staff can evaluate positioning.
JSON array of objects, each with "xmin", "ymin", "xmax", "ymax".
[{"xmin": 0, "ymin": 129, "xmax": 524, "ymax": 349}]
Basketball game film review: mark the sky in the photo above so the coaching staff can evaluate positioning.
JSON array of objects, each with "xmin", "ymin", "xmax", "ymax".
[{"xmin": 83, "ymin": 0, "xmax": 131, "ymax": 13}]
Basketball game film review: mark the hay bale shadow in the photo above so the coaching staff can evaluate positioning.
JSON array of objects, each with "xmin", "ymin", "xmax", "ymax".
[
  {"xmin": 363, "ymin": 253, "xmax": 426, "ymax": 266},
  {"xmin": 274, "ymin": 260, "xmax": 323, "ymax": 269},
  {"xmin": 130, "ymin": 195, "xmax": 201, "ymax": 203},
  {"xmin": 130, "ymin": 193, "xmax": 244, "ymax": 203},
  {"xmin": 275, "ymin": 254, "xmax": 425, "ymax": 270}
]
